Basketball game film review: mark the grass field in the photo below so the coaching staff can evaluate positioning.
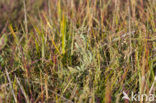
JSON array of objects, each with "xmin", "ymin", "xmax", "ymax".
[{"xmin": 0, "ymin": 0, "xmax": 156, "ymax": 103}]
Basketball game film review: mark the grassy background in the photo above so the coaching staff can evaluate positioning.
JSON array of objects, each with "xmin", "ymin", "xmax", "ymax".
[{"xmin": 0, "ymin": 0, "xmax": 156, "ymax": 102}]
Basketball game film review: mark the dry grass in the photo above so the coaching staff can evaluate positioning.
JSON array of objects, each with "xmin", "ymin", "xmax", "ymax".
[{"xmin": 0, "ymin": 0, "xmax": 155, "ymax": 103}]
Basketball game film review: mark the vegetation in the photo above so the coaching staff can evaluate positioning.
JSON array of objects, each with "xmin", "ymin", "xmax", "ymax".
[{"xmin": 0, "ymin": 0, "xmax": 155, "ymax": 102}]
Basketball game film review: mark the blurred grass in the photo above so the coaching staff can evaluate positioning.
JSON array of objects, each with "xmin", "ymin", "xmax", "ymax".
[{"xmin": 0, "ymin": 0, "xmax": 156, "ymax": 103}]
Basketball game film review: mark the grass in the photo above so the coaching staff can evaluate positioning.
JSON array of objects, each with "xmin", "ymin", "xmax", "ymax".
[{"xmin": 0, "ymin": 0, "xmax": 155, "ymax": 103}]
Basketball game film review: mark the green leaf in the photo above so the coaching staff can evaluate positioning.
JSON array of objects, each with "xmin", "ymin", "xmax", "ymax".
[
  {"xmin": 0, "ymin": 34, "xmax": 7, "ymax": 50},
  {"xmin": 68, "ymin": 66, "xmax": 78, "ymax": 74},
  {"xmin": 61, "ymin": 14, "xmax": 66, "ymax": 54}
]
